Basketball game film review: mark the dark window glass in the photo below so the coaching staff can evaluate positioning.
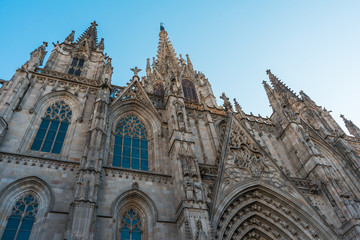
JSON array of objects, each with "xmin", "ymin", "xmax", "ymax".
[
  {"xmin": 113, "ymin": 115, "xmax": 148, "ymax": 171},
  {"xmin": 182, "ymin": 79, "xmax": 199, "ymax": 104},
  {"xmin": 1, "ymin": 195, "xmax": 39, "ymax": 240},
  {"xmin": 30, "ymin": 101, "xmax": 72, "ymax": 154},
  {"xmin": 71, "ymin": 58, "xmax": 78, "ymax": 66},
  {"xmin": 78, "ymin": 59, "xmax": 85, "ymax": 67},
  {"xmin": 153, "ymin": 82, "xmax": 165, "ymax": 97},
  {"xmin": 68, "ymin": 67, "xmax": 75, "ymax": 75},
  {"xmin": 68, "ymin": 58, "xmax": 84, "ymax": 76}
]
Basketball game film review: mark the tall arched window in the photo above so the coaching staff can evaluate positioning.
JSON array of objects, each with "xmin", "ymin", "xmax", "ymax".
[
  {"xmin": 1, "ymin": 194, "xmax": 39, "ymax": 240},
  {"xmin": 153, "ymin": 82, "xmax": 164, "ymax": 97},
  {"xmin": 182, "ymin": 79, "xmax": 198, "ymax": 104},
  {"xmin": 113, "ymin": 114, "xmax": 148, "ymax": 171},
  {"xmin": 30, "ymin": 101, "xmax": 72, "ymax": 154},
  {"xmin": 119, "ymin": 209, "xmax": 142, "ymax": 240},
  {"xmin": 68, "ymin": 57, "xmax": 84, "ymax": 76}
]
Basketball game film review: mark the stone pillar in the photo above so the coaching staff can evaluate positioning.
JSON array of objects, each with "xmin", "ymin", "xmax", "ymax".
[{"xmin": 65, "ymin": 87, "xmax": 109, "ymax": 240}]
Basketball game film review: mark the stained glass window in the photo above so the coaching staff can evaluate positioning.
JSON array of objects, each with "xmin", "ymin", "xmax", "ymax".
[
  {"xmin": 30, "ymin": 101, "xmax": 72, "ymax": 154},
  {"xmin": 120, "ymin": 209, "xmax": 142, "ymax": 240},
  {"xmin": 113, "ymin": 115, "xmax": 148, "ymax": 171},
  {"xmin": 153, "ymin": 82, "xmax": 164, "ymax": 97},
  {"xmin": 68, "ymin": 57, "xmax": 84, "ymax": 76},
  {"xmin": 182, "ymin": 79, "xmax": 198, "ymax": 104},
  {"xmin": 1, "ymin": 194, "xmax": 39, "ymax": 240}
]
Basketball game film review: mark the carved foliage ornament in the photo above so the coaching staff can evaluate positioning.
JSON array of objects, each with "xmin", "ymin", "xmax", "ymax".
[{"xmin": 232, "ymin": 144, "xmax": 267, "ymax": 177}]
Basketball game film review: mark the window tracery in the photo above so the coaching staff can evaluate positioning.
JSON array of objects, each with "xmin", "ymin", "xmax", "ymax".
[
  {"xmin": 119, "ymin": 209, "xmax": 142, "ymax": 240},
  {"xmin": 1, "ymin": 194, "xmax": 39, "ymax": 240},
  {"xmin": 113, "ymin": 114, "xmax": 149, "ymax": 171},
  {"xmin": 68, "ymin": 57, "xmax": 84, "ymax": 76},
  {"xmin": 182, "ymin": 79, "xmax": 198, "ymax": 104},
  {"xmin": 153, "ymin": 82, "xmax": 164, "ymax": 97},
  {"xmin": 30, "ymin": 101, "xmax": 72, "ymax": 154}
]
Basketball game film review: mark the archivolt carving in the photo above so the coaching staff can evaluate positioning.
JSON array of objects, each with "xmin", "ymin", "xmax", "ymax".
[{"xmin": 215, "ymin": 189, "xmax": 332, "ymax": 240}]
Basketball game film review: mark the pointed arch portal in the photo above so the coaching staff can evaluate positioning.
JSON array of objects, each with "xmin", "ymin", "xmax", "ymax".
[{"xmin": 214, "ymin": 186, "xmax": 335, "ymax": 240}]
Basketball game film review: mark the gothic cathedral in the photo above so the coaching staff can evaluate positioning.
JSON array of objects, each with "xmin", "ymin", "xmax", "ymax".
[{"xmin": 0, "ymin": 22, "xmax": 359, "ymax": 240}]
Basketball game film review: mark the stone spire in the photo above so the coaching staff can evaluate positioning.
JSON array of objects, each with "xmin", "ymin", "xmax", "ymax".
[
  {"xmin": 266, "ymin": 69, "xmax": 300, "ymax": 104},
  {"xmin": 146, "ymin": 58, "xmax": 151, "ymax": 77},
  {"xmin": 299, "ymin": 90, "xmax": 317, "ymax": 107},
  {"xmin": 233, "ymin": 98, "xmax": 244, "ymax": 114},
  {"xmin": 156, "ymin": 24, "xmax": 178, "ymax": 68},
  {"xmin": 340, "ymin": 115, "xmax": 360, "ymax": 138},
  {"xmin": 64, "ymin": 30, "xmax": 75, "ymax": 44},
  {"xmin": 186, "ymin": 54, "xmax": 193, "ymax": 71},
  {"xmin": 96, "ymin": 38, "xmax": 104, "ymax": 52},
  {"xmin": 75, "ymin": 21, "xmax": 98, "ymax": 51},
  {"xmin": 262, "ymin": 80, "xmax": 278, "ymax": 110},
  {"xmin": 22, "ymin": 42, "xmax": 48, "ymax": 71}
]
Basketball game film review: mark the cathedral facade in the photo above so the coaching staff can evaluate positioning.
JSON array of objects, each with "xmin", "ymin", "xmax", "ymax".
[{"xmin": 0, "ymin": 22, "xmax": 359, "ymax": 240}]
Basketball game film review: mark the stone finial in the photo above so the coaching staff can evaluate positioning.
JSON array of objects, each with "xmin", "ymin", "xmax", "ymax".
[
  {"xmin": 220, "ymin": 92, "xmax": 232, "ymax": 111},
  {"xmin": 233, "ymin": 98, "xmax": 243, "ymax": 113},
  {"xmin": 97, "ymin": 38, "xmax": 104, "ymax": 52},
  {"xmin": 340, "ymin": 114, "xmax": 360, "ymax": 139},
  {"xmin": 186, "ymin": 54, "xmax": 193, "ymax": 70},
  {"xmin": 65, "ymin": 30, "xmax": 75, "ymax": 44}
]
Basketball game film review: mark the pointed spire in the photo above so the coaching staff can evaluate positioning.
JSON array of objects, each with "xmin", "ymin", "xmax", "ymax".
[
  {"xmin": 75, "ymin": 21, "xmax": 98, "ymax": 50},
  {"xmin": 266, "ymin": 69, "xmax": 300, "ymax": 102},
  {"xmin": 262, "ymin": 80, "xmax": 277, "ymax": 110},
  {"xmin": 340, "ymin": 114, "xmax": 360, "ymax": 138},
  {"xmin": 65, "ymin": 30, "xmax": 75, "ymax": 44},
  {"xmin": 186, "ymin": 54, "xmax": 193, "ymax": 71},
  {"xmin": 299, "ymin": 90, "xmax": 317, "ymax": 106},
  {"xmin": 22, "ymin": 42, "xmax": 48, "ymax": 71},
  {"xmin": 233, "ymin": 98, "xmax": 244, "ymax": 114},
  {"xmin": 156, "ymin": 23, "xmax": 178, "ymax": 66},
  {"xmin": 96, "ymin": 38, "xmax": 104, "ymax": 52},
  {"xmin": 146, "ymin": 58, "xmax": 151, "ymax": 77}
]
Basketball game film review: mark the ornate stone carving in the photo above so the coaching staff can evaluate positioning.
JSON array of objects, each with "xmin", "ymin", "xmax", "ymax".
[{"xmin": 232, "ymin": 144, "xmax": 267, "ymax": 176}]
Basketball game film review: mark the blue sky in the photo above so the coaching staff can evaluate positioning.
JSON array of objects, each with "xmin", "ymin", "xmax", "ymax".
[{"xmin": 1, "ymin": 0, "xmax": 359, "ymax": 133}]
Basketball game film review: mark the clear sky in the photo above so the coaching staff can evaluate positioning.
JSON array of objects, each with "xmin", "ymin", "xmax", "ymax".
[{"xmin": 1, "ymin": 0, "xmax": 359, "ymax": 134}]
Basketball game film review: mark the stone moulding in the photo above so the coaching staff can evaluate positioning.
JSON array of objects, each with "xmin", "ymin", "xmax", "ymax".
[
  {"xmin": 103, "ymin": 166, "xmax": 172, "ymax": 184},
  {"xmin": 0, "ymin": 152, "xmax": 79, "ymax": 171},
  {"xmin": 34, "ymin": 68, "xmax": 101, "ymax": 87}
]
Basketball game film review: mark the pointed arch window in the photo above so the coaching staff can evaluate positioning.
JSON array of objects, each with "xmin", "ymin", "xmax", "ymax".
[
  {"xmin": 68, "ymin": 57, "xmax": 84, "ymax": 76},
  {"xmin": 30, "ymin": 101, "xmax": 72, "ymax": 154},
  {"xmin": 153, "ymin": 82, "xmax": 164, "ymax": 97},
  {"xmin": 119, "ymin": 209, "xmax": 142, "ymax": 240},
  {"xmin": 113, "ymin": 115, "xmax": 148, "ymax": 171},
  {"xmin": 182, "ymin": 79, "xmax": 198, "ymax": 104},
  {"xmin": 1, "ymin": 194, "xmax": 39, "ymax": 240}
]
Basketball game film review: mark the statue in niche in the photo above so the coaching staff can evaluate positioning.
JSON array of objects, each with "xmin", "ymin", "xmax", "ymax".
[
  {"xmin": 171, "ymin": 78, "xmax": 179, "ymax": 96},
  {"xmin": 184, "ymin": 181, "xmax": 194, "ymax": 200},
  {"xmin": 194, "ymin": 182, "xmax": 204, "ymax": 202},
  {"xmin": 177, "ymin": 112, "xmax": 186, "ymax": 131}
]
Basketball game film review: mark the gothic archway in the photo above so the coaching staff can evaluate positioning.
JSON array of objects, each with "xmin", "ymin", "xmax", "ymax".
[{"xmin": 213, "ymin": 184, "xmax": 336, "ymax": 240}]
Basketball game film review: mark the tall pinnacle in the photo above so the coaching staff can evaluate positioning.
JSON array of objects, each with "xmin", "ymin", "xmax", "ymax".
[
  {"xmin": 157, "ymin": 23, "xmax": 177, "ymax": 65},
  {"xmin": 262, "ymin": 80, "xmax": 277, "ymax": 110},
  {"xmin": 340, "ymin": 114, "xmax": 360, "ymax": 139},
  {"xmin": 75, "ymin": 21, "xmax": 98, "ymax": 50},
  {"xmin": 266, "ymin": 69, "xmax": 300, "ymax": 103}
]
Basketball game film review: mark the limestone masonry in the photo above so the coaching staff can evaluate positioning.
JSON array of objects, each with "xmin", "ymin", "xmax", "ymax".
[{"xmin": 0, "ymin": 22, "xmax": 359, "ymax": 240}]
